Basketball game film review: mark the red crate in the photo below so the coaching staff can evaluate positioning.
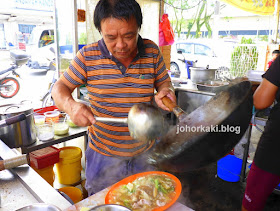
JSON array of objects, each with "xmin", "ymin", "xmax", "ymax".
[{"xmin": 29, "ymin": 146, "xmax": 60, "ymax": 169}]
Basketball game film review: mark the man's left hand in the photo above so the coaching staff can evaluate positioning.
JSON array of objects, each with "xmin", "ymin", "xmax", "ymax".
[{"xmin": 155, "ymin": 86, "xmax": 176, "ymax": 111}]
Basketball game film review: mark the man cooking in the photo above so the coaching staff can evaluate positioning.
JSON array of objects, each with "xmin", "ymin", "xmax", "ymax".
[{"xmin": 51, "ymin": 0, "xmax": 176, "ymax": 196}]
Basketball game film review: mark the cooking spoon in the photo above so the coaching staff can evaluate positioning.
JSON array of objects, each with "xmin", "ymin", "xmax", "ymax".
[{"xmin": 95, "ymin": 103, "xmax": 165, "ymax": 144}]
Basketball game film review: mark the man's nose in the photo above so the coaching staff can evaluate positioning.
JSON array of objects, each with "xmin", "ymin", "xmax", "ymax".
[{"xmin": 116, "ymin": 38, "xmax": 126, "ymax": 49}]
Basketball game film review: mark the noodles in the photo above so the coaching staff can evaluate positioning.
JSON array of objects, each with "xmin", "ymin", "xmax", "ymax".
[{"xmin": 107, "ymin": 174, "xmax": 177, "ymax": 211}]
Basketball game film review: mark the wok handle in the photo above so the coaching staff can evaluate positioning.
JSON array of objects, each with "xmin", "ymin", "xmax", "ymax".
[
  {"xmin": 162, "ymin": 96, "xmax": 177, "ymax": 111},
  {"xmin": 162, "ymin": 96, "xmax": 186, "ymax": 121},
  {"xmin": 0, "ymin": 155, "xmax": 28, "ymax": 171}
]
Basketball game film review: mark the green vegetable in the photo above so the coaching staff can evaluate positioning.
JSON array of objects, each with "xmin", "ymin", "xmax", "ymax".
[
  {"xmin": 159, "ymin": 185, "xmax": 168, "ymax": 194},
  {"xmin": 155, "ymin": 179, "xmax": 159, "ymax": 189}
]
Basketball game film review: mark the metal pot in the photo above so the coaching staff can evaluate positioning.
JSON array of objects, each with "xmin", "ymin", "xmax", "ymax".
[
  {"xmin": 90, "ymin": 204, "xmax": 131, "ymax": 211},
  {"xmin": 0, "ymin": 102, "xmax": 36, "ymax": 148},
  {"xmin": 190, "ymin": 67, "xmax": 217, "ymax": 83}
]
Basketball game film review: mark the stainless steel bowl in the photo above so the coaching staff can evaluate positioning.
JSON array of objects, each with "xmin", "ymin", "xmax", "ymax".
[
  {"xmin": 16, "ymin": 203, "xmax": 61, "ymax": 211},
  {"xmin": 89, "ymin": 204, "xmax": 131, "ymax": 211}
]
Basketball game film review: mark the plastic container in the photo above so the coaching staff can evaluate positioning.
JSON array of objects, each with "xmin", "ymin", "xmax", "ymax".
[
  {"xmin": 53, "ymin": 120, "xmax": 69, "ymax": 135},
  {"xmin": 44, "ymin": 110, "xmax": 60, "ymax": 123},
  {"xmin": 36, "ymin": 123, "xmax": 54, "ymax": 141},
  {"xmin": 29, "ymin": 146, "xmax": 60, "ymax": 169},
  {"xmin": 34, "ymin": 115, "xmax": 46, "ymax": 125},
  {"xmin": 217, "ymin": 154, "xmax": 243, "ymax": 182},
  {"xmin": 66, "ymin": 115, "xmax": 78, "ymax": 128},
  {"xmin": 32, "ymin": 164, "xmax": 55, "ymax": 186},
  {"xmin": 55, "ymin": 146, "xmax": 82, "ymax": 185},
  {"xmin": 59, "ymin": 186, "xmax": 83, "ymax": 204}
]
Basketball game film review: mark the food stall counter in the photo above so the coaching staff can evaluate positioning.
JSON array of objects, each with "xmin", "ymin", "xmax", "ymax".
[{"xmin": 64, "ymin": 187, "xmax": 194, "ymax": 211}]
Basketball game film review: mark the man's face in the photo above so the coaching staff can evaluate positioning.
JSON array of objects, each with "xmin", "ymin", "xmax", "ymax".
[{"xmin": 100, "ymin": 17, "xmax": 139, "ymax": 61}]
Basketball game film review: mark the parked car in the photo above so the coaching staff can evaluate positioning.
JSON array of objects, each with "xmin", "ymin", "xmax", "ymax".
[
  {"xmin": 25, "ymin": 26, "xmax": 55, "ymax": 70},
  {"xmin": 170, "ymin": 39, "xmax": 237, "ymax": 77}
]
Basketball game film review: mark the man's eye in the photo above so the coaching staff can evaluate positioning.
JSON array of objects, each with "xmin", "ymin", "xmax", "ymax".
[
  {"xmin": 107, "ymin": 37, "xmax": 116, "ymax": 41},
  {"xmin": 125, "ymin": 36, "xmax": 134, "ymax": 40}
]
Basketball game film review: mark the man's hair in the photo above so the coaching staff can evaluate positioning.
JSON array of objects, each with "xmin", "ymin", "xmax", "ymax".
[
  {"xmin": 94, "ymin": 0, "xmax": 143, "ymax": 32},
  {"xmin": 272, "ymin": 50, "xmax": 280, "ymax": 54}
]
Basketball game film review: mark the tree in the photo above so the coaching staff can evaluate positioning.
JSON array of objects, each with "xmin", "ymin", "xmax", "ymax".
[
  {"xmin": 165, "ymin": 0, "xmax": 215, "ymax": 39},
  {"xmin": 166, "ymin": 0, "xmax": 191, "ymax": 38}
]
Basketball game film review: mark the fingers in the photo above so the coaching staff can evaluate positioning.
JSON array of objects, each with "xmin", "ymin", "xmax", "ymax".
[
  {"xmin": 155, "ymin": 87, "xmax": 176, "ymax": 111},
  {"xmin": 69, "ymin": 102, "xmax": 96, "ymax": 127}
]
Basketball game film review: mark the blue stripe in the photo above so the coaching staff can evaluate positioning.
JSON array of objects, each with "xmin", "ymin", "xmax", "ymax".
[
  {"xmin": 69, "ymin": 65, "xmax": 87, "ymax": 83},
  {"xmin": 88, "ymin": 74, "xmax": 124, "ymax": 80},
  {"xmin": 89, "ymin": 91, "xmax": 153, "ymax": 99},
  {"xmin": 87, "ymin": 64, "xmax": 118, "ymax": 70},
  {"xmin": 91, "ymin": 101, "xmax": 151, "ymax": 108},
  {"xmin": 64, "ymin": 72, "xmax": 83, "ymax": 85}
]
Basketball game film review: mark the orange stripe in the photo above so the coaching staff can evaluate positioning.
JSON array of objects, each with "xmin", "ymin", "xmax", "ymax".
[
  {"xmin": 90, "ymin": 100, "xmax": 131, "ymax": 113},
  {"xmin": 94, "ymin": 121, "xmax": 129, "ymax": 132},
  {"xmin": 65, "ymin": 67, "xmax": 85, "ymax": 84},
  {"xmin": 60, "ymin": 75, "xmax": 78, "ymax": 89},
  {"xmin": 89, "ymin": 136, "xmax": 150, "ymax": 157},
  {"xmin": 89, "ymin": 141, "xmax": 110, "ymax": 156},
  {"xmin": 90, "ymin": 126, "xmax": 132, "ymax": 141},
  {"xmin": 84, "ymin": 50, "xmax": 102, "ymax": 57},
  {"xmin": 93, "ymin": 132, "xmax": 144, "ymax": 149},
  {"xmin": 87, "ymin": 59, "xmax": 114, "ymax": 67},
  {"xmin": 89, "ymin": 134, "xmax": 155, "ymax": 157},
  {"xmin": 127, "ymin": 69, "xmax": 154, "ymax": 74},
  {"xmin": 88, "ymin": 69, "xmax": 121, "ymax": 76},
  {"xmin": 87, "ymin": 87, "xmax": 154, "ymax": 95},
  {"xmin": 88, "ymin": 77, "xmax": 154, "ymax": 85}
]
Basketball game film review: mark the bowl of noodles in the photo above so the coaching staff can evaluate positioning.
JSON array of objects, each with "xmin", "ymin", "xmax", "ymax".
[{"xmin": 105, "ymin": 171, "xmax": 182, "ymax": 211}]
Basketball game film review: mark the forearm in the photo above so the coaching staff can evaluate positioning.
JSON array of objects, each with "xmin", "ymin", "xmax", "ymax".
[
  {"xmin": 156, "ymin": 81, "xmax": 174, "ymax": 93},
  {"xmin": 51, "ymin": 79, "xmax": 76, "ymax": 114}
]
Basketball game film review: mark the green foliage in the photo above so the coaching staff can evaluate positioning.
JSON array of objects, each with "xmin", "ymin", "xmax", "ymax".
[
  {"xmin": 230, "ymin": 37, "xmax": 258, "ymax": 77},
  {"xmin": 79, "ymin": 32, "xmax": 87, "ymax": 44}
]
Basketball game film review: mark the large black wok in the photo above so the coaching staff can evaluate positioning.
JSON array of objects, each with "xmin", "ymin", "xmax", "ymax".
[{"xmin": 148, "ymin": 80, "xmax": 253, "ymax": 172}]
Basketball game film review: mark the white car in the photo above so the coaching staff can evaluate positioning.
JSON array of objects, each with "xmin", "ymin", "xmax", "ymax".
[
  {"xmin": 170, "ymin": 40, "xmax": 236, "ymax": 77},
  {"xmin": 26, "ymin": 27, "xmax": 55, "ymax": 70}
]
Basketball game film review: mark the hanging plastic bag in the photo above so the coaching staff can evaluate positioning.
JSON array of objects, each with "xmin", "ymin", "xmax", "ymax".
[{"xmin": 159, "ymin": 14, "xmax": 175, "ymax": 46}]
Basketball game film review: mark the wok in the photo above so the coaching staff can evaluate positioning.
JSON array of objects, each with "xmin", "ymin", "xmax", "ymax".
[{"xmin": 148, "ymin": 80, "xmax": 253, "ymax": 172}]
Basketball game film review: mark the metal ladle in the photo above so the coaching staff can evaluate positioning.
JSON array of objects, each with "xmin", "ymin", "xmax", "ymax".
[{"xmin": 95, "ymin": 103, "xmax": 165, "ymax": 144}]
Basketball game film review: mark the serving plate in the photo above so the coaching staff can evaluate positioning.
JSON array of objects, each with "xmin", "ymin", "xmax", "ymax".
[{"xmin": 105, "ymin": 171, "xmax": 182, "ymax": 211}]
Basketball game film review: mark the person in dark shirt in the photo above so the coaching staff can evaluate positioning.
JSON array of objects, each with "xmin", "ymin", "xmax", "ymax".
[{"xmin": 242, "ymin": 55, "xmax": 280, "ymax": 211}]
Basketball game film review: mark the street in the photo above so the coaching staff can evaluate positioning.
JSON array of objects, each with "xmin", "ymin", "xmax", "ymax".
[{"xmin": 0, "ymin": 50, "xmax": 54, "ymax": 109}]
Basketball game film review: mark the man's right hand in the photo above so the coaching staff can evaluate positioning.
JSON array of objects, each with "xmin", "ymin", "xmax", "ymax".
[
  {"xmin": 51, "ymin": 80, "xmax": 96, "ymax": 127},
  {"xmin": 68, "ymin": 101, "xmax": 96, "ymax": 127}
]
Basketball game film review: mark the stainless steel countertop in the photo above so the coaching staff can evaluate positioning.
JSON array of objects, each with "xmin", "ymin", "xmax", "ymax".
[{"xmin": 0, "ymin": 140, "xmax": 72, "ymax": 211}]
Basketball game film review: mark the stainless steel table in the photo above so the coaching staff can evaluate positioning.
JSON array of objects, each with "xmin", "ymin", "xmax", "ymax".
[
  {"xmin": 0, "ymin": 140, "xmax": 72, "ymax": 210},
  {"xmin": 21, "ymin": 126, "xmax": 88, "ymax": 154}
]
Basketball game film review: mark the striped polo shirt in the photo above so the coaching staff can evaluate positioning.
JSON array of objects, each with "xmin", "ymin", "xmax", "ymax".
[{"xmin": 61, "ymin": 36, "xmax": 171, "ymax": 157}]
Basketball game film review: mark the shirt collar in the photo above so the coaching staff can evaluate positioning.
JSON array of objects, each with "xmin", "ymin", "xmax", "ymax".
[{"xmin": 98, "ymin": 35, "xmax": 145, "ymax": 58}]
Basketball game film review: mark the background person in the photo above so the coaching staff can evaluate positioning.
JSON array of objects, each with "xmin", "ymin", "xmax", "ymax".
[
  {"xmin": 267, "ymin": 49, "xmax": 280, "ymax": 69},
  {"xmin": 242, "ymin": 55, "xmax": 280, "ymax": 211},
  {"xmin": 51, "ymin": 0, "xmax": 176, "ymax": 196}
]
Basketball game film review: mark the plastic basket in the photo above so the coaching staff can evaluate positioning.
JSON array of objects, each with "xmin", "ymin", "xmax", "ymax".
[{"xmin": 29, "ymin": 146, "xmax": 60, "ymax": 169}]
